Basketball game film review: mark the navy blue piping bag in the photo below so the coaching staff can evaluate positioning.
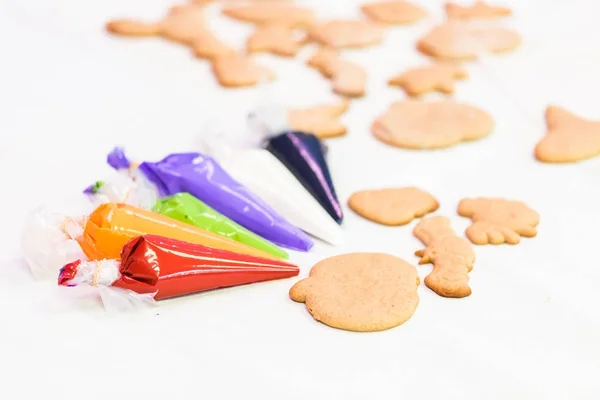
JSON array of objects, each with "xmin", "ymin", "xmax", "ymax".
[{"xmin": 265, "ymin": 131, "xmax": 343, "ymax": 224}]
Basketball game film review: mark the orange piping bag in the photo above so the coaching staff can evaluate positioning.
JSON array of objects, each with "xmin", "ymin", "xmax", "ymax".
[{"xmin": 77, "ymin": 202, "xmax": 286, "ymax": 261}]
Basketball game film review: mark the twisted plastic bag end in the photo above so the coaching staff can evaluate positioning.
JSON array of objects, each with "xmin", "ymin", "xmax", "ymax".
[{"xmin": 21, "ymin": 206, "xmax": 88, "ymax": 280}]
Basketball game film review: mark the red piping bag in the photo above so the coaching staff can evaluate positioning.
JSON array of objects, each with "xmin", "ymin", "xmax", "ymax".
[{"xmin": 58, "ymin": 234, "xmax": 299, "ymax": 305}]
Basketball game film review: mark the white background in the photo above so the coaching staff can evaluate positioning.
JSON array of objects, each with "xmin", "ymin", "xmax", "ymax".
[{"xmin": 1, "ymin": 0, "xmax": 600, "ymax": 398}]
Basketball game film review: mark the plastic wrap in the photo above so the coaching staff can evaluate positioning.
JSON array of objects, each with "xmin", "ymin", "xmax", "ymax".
[
  {"xmin": 200, "ymin": 136, "xmax": 344, "ymax": 245},
  {"xmin": 152, "ymin": 192, "xmax": 288, "ymax": 259},
  {"xmin": 59, "ymin": 235, "xmax": 299, "ymax": 309},
  {"xmin": 78, "ymin": 202, "xmax": 286, "ymax": 262},
  {"xmin": 106, "ymin": 147, "xmax": 313, "ymax": 252},
  {"xmin": 20, "ymin": 206, "xmax": 89, "ymax": 280},
  {"xmin": 82, "ymin": 170, "xmax": 159, "ymax": 210}
]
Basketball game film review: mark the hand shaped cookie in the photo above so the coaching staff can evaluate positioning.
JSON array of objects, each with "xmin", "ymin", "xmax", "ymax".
[
  {"xmin": 288, "ymin": 100, "xmax": 350, "ymax": 138},
  {"xmin": 308, "ymin": 20, "xmax": 385, "ymax": 49},
  {"xmin": 371, "ymin": 100, "xmax": 493, "ymax": 149},
  {"xmin": 289, "ymin": 253, "xmax": 420, "ymax": 332},
  {"xmin": 458, "ymin": 198, "xmax": 540, "ymax": 245},
  {"xmin": 348, "ymin": 187, "xmax": 439, "ymax": 226},
  {"xmin": 222, "ymin": 4, "xmax": 316, "ymax": 28},
  {"xmin": 535, "ymin": 106, "xmax": 600, "ymax": 163},
  {"xmin": 413, "ymin": 216, "xmax": 475, "ymax": 298},
  {"xmin": 307, "ymin": 47, "xmax": 366, "ymax": 98},
  {"xmin": 211, "ymin": 54, "xmax": 275, "ymax": 88},
  {"xmin": 388, "ymin": 63, "xmax": 468, "ymax": 96},
  {"xmin": 361, "ymin": 0, "xmax": 428, "ymax": 25},
  {"xmin": 417, "ymin": 21, "xmax": 520, "ymax": 60},
  {"xmin": 445, "ymin": 1, "xmax": 512, "ymax": 20}
]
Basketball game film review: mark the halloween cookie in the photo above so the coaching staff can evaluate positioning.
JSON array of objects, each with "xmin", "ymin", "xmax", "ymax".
[
  {"xmin": 211, "ymin": 54, "xmax": 275, "ymax": 88},
  {"xmin": 348, "ymin": 187, "xmax": 439, "ymax": 226},
  {"xmin": 417, "ymin": 21, "xmax": 520, "ymax": 60},
  {"xmin": 222, "ymin": 4, "xmax": 316, "ymax": 28},
  {"xmin": 288, "ymin": 100, "xmax": 350, "ymax": 138},
  {"xmin": 445, "ymin": 1, "xmax": 512, "ymax": 20},
  {"xmin": 289, "ymin": 253, "xmax": 420, "ymax": 332},
  {"xmin": 246, "ymin": 23, "xmax": 304, "ymax": 57},
  {"xmin": 457, "ymin": 198, "xmax": 540, "ymax": 245},
  {"xmin": 413, "ymin": 216, "xmax": 475, "ymax": 298},
  {"xmin": 361, "ymin": 0, "xmax": 428, "ymax": 24},
  {"xmin": 308, "ymin": 20, "xmax": 385, "ymax": 49},
  {"xmin": 371, "ymin": 100, "xmax": 493, "ymax": 149},
  {"xmin": 307, "ymin": 47, "xmax": 366, "ymax": 98},
  {"xmin": 535, "ymin": 106, "xmax": 600, "ymax": 163},
  {"xmin": 388, "ymin": 63, "xmax": 468, "ymax": 96}
]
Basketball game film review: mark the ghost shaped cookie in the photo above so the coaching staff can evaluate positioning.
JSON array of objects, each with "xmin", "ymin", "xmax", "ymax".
[
  {"xmin": 289, "ymin": 253, "xmax": 420, "ymax": 332},
  {"xmin": 535, "ymin": 106, "xmax": 600, "ymax": 163},
  {"xmin": 211, "ymin": 54, "xmax": 275, "ymax": 88},
  {"xmin": 246, "ymin": 23, "xmax": 305, "ymax": 57},
  {"xmin": 457, "ymin": 198, "xmax": 540, "ymax": 245},
  {"xmin": 288, "ymin": 100, "xmax": 350, "ymax": 138},
  {"xmin": 388, "ymin": 63, "xmax": 468, "ymax": 96},
  {"xmin": 348, "ymin": 187, "xmax": 439, "ymax": 226},
  {"xmin": 413, "ymin": 216, "xmax": 475, "ymax": 298},
  {"xmin": 307, "ymin": 47, "xmax": 366, "ymax": 98},
  {"xmin": 417, "ymin": 21, "xmax": 520, "ymax": 60},
  {"xmin": 222, "ymin": 4, "xmax": 316, "ymax": 28},
  {"xmin": 445, "ymin": 1, "xmax": 512, "ymax": 20},
  {"xmin": 308, "ymin": 20, "xmax": 385, "ymax": 49},
  {"xmin": 371, "ymin": 100, "xmax": 493, "ymax": 149},
  {"xmin": 361, "ymin": 0, "xmax": 428, "ymax": 24}
]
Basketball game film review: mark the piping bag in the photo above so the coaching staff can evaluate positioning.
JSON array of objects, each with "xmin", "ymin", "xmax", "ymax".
[
  {"xmin": 58, "ymin": 234, "xmax": 299, "ymax": 309},
  {"xmin": 81, "ymin": 169, "xmax": 287, "ymax": 259},
  {"xmin": 106, "ymin": 147, "xmax": 313, "ymax": 252},
  {"xmin": 152, "ymin": 193, "xmax": 287, "ymax": 259},
  {"xmin": 79, "ymin": 202, "xmax": 286, "ymax": 261},
  {"xmin": 198, "ymin": 125, "xmax": 344, "ymax": 245},
  {"xmin": 248, "ymin": 104, "xmax": 344, "ymax": 224}
]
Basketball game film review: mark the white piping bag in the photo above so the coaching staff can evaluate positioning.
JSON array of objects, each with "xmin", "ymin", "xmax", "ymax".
[{"xmin": 198, "ymin": 123, "xmax": 344, "ymax": 246}]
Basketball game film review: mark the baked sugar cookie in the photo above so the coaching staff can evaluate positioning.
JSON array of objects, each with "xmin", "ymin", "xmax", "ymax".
[
  {"xmin": 212, "ymin": 54, "xmax": 275, "ymax": 87},
  {"xmin": 458, "ymin": 198, "xmax": 540, "ymax": 245},
  {"xmin": 107, "ymin": 5, "xmax": 208, "ymax": 45},
  {"xmin": 535, "ymin": 106, "xmax": 600, "ymax": 163},
  {"xmin": 288, "ymin": 100, "xmax": 350, "ymax": 138},
  {"xmin": 413, "ymin": 216, "xmax": 475, "ymax": 298},
  {"xmin": 308, "ymin": 20, "xmax": 385, "ymax": 49},
  {"xmin": 388, "ymin": 63, "xmax": 468, "ymax": 96},
  {"xmin": 445, "ymin": 1, "xmax": 512, "ymax": 20},
  {"xmin": 222, "ymin": 4, "xmax": 316, "ymax": 28},
  {"xmin": 371, "ymin": 100, "xmax": 493, "ymax": 149},
  {"xmin": 307, "ymin": 47, "xmax": 366, "ymax": 98},
  {"xmin": 246, "ymin": 23, "xmax": 304, "ymax": 57},
  {"xmin": 361, "ymin": 0, "xmax": 428, "ymax": 25},
  {"xmin": 348, "ymin": 187, "xmax": 439, "ymax": 226},
  {"xmin": 417, "ymin": 21, "xmax": 520, "ymax": 60},
  {"xmin": 289, "ymin": 253, "xmax": 420, "ymax": 332},
  {"xmin": 192, "ymin": 32, "xmax": 236, "ymax": 60}
]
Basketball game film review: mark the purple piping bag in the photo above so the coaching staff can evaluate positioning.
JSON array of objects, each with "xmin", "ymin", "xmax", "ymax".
[{"xmin": 106, "ymin": 148, "xmax": 313, "ymax": 252}]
